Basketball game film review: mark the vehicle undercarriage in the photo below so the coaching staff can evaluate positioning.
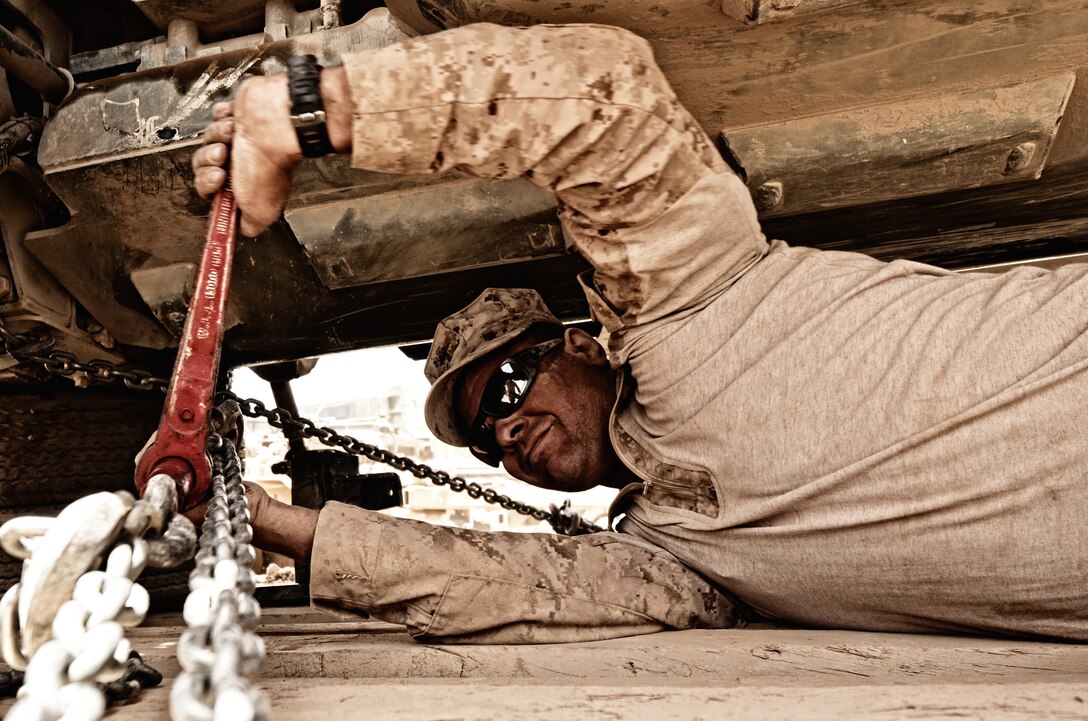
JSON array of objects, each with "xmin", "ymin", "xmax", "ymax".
[{"xmin": 2, "ymin": 1, "xmax": 1088, "ymax": 718}]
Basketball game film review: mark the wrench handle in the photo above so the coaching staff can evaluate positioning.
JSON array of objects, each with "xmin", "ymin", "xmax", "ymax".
[{"xmin": 135, "ymin": 185, "xmax": 238, "ymax": 510}]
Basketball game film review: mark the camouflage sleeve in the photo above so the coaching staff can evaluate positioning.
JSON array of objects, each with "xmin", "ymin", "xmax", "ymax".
[
  {"xmin": 339, "ymin": 23, "xmax": 768, "ymax": 364},
  {"xmin": 308, "ymin": 502, "xmax": 744, "ymax": 643}
]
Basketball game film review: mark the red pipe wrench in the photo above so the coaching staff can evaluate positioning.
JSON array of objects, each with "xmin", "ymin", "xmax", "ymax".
[{"xmin": 135, "ymin": 184, "xmax": 238, "ymax": 511}]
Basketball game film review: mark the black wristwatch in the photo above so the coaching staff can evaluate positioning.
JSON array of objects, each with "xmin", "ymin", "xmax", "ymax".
[{"xmin": 287, "ymin": 54, "xmax": 335, "ymax": 158}]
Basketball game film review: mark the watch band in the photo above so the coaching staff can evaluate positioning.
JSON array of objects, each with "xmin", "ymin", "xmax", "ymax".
[{"xmin": 287, "ymin": 54, "xmax": 335, "ymax": 158}]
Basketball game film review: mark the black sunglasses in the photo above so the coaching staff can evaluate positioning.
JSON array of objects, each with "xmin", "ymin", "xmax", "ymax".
[{"xmin": 467, "ymin": 337, "xmax": 564, "ymax": 467}]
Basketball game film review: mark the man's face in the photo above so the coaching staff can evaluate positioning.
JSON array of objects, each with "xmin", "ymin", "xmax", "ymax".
[{"xmin": 455, "ymin": 329, "xmax": 621, "ymax": 493}]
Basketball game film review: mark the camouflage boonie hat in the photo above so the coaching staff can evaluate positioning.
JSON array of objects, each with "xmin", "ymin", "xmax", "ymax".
[{"xmin": 425, "ymin": 288, "xmax": 563, "ymax": 447}]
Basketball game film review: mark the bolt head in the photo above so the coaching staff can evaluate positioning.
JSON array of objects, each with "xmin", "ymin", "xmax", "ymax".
[
  {"xmin": 1004, "ymin": 142, "xmax": 1037, "ymax": 174},
  {"xmin": 180, "ymin": 408, "xmax": 195, "ymax": 422},
  {"xmin": 755, "ymin": 181, "xmax": 784, "ymax": 212}
]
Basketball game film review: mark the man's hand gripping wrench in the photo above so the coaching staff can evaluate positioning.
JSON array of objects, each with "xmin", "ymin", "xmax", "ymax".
[{"xmin": 135, "ymin": 185, "xmax": 238, "ymax": 511}]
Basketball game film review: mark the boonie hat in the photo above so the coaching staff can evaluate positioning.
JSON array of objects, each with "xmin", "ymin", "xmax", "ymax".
[{"xmin": 424, "ymin": 288, "xmax": 563, "ymax": 447}]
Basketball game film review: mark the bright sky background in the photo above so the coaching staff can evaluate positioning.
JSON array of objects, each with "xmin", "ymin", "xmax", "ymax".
[{"xmin": 232, "ymin": 346, "xmax": 429, "ymax": 408}]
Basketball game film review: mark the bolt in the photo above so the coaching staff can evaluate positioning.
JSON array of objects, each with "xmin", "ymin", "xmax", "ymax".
[
  {"xmin": 92, "ymin": 328, "xmax": 115, "ymax": 349},
  {"xmin": 180, "ymin": 408, "xmax": 195, "ymax": 422},
  {"xmin": 1004, "ymin": 142, "xmax": 1036, "ymax": 174},
  {"xmin": 755, "ymin": 181, "xmax": 784, "ymax": 212}
]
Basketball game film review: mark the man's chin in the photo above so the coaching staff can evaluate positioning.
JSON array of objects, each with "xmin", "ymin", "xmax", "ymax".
[
  {"xmin": 538, "ymin": 466, "xmax": 601, "ymax": 494},
  {"xmin": 513, "ymin": 449, "xmax": 603, "ymax": 492}
]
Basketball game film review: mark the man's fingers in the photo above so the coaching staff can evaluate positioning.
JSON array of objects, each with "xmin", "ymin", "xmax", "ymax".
[
  {"xmin": 204, "ymin": 75, "xmax": 299, "ymax": 236},
  {"xmin": 202, "ymin": 118, "xmax": 234, "ymax": 146},
  {"xmin": 193, "ymin": 143, "xmax": 228, "ymax": 169},
  {"xmin": 211, "ymin": 102, "xmax": 234, "ymax": 121},
  {"xmin": 182, "ymin": 500, "xmax": 209, "ymax": 525},
  {"xmin": 194, "ymin": 166, "xmax": 226, "ymax": 199},
  {"xmin": 192, "ymin": 143, "xmax": 229, "ymax": 199}
]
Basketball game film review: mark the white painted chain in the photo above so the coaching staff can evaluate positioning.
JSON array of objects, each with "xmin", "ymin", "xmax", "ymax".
[
  {"xmin": 171, "ymin": 436, "xmax": 268, "ymax": 721},
  {"xmin": 0, "ymin": 477, "xmax": 196, "ymax": 721},
  {"xmin": 3, "ymin": 542, "xmax": 149, "ymax": 721}
]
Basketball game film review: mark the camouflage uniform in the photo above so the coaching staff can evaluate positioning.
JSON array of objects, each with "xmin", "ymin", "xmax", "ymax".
[{"xmin": 310, "ymin": 23, "xmax": 1088, "ymax": 642}]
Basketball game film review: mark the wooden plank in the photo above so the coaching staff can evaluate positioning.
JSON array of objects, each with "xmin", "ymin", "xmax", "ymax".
[
  {"xmin": 194, "ymin": 679, "xmax": 1088, "ymax": 721},
  {"xmin": 6, "ymin": 625, "xmax": 1088, "ymax": 719},
  {"xmin": 122, "ymin": 624, "xmax": 1088, "ymax": 682},
  {"xmin": 12, "ymin": 678, "xmax": 1088, "ymax": 721},
  {"xmin": 721, "ymin": 74, "xmax": 1075, "ymax": 217}
]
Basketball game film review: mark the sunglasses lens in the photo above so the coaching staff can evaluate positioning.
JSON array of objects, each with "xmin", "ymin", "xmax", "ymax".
[
  {"xmin": 481, "ymin": 360, "xmax": 531, "ymax": 416},
  {"xmin": 468, "ymin": 422, "xmax": 502, "ymax": 467},
  {"xmin": 469, "ymin": 443, "xmax": 501, "ymax": 467}
]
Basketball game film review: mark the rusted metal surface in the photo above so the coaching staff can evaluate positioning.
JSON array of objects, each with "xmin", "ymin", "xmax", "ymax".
[
  {"xmin": 23, "ymin": 144, "xmax": 592, "ymax": 358},
  {"xmin": 2, "ymin": 0, "xmax": 70, "ymax": 68},
  {"xmin": 286, "ymin": 177, "xmax": 562, "ymax": 289},
  {"xmin": 37, "ymin": 10, "xmax": 407, "ymax": 167},
  {"xmin": 0, "ymin": 23, "xmax": 71, "ymax": 103},
  {"xmin": 133, "ymin": 0, "xmax": 267, "ymax": 34},
  {"xmin": 2, "ymin": 0, "xmax": 1086, "ymax": 371},
  {"xmin": 0, "ymin": 158, "xmax": 127, "ymax": 379},
  {"xmin": 722, "ymin": 74, "xmax": 1076, "ymax": 217}
]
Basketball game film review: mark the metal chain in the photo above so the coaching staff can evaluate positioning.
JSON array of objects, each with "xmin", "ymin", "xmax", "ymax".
[
  {"xmin": 0, "ymin": 668, "xmax": 24, "ymax": 697},
  {"xmin": 221, "ymin": 391, "xmax": 602, "ymax": 533},
  {"xmin": 172, "ymin": 434, "xmax": 267, "ymax": 721},
  {"xmin": 103, "ymin": 651, "xmax": 163, "ymax": 704},
  {"xmin": 0, "ymin": 322, "xmax": 166, "ymax": 391},
  {"xmin": 0, "ymin": 316, "xmax": 603, "ymax": 534},
  {"xmin": 0, "ymin": 477, "xmax": 194, "ymax": 721}
]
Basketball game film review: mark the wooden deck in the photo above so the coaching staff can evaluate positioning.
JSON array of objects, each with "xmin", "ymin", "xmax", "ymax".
[{"xmin": 5, "ymin": 607, "xmax": 1088, "ymax": 720}]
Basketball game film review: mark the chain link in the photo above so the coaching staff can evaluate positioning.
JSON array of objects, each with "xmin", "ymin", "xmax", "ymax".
[
  {"xmin": 0, "ymin": 315, "xmax": 603, "ymax": 534},
  {"xmin": 173, "ymin": 434, "xmax": 268, "ymax": 721},
  {"xmin": 0, "ymin": 477, "xmax": 190, "ymax": 721}
]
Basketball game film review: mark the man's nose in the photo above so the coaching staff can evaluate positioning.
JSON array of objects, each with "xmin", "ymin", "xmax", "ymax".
[{"xmin": 493, "ymin": 413, "xmax": 527, "ymax": 449}]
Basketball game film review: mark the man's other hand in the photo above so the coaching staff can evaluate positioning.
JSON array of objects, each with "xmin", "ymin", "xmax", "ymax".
[
  {"xmin": 182, "ymin": 480, "xmax": 271, "ymax": 528},
  {"xmin": 183, "ymin": 479, "xmax": 318, "ymax": 563}
]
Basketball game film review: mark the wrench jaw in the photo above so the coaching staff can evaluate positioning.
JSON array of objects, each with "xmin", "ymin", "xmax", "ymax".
[{"xmin": 134, "ymin": 453, "xmax": 206, "ymax": 513}]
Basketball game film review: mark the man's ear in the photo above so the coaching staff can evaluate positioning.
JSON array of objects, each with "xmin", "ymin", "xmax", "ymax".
[{"xmin": 563, "ymin": 327, "xmax": 608, "ymax": 367}]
